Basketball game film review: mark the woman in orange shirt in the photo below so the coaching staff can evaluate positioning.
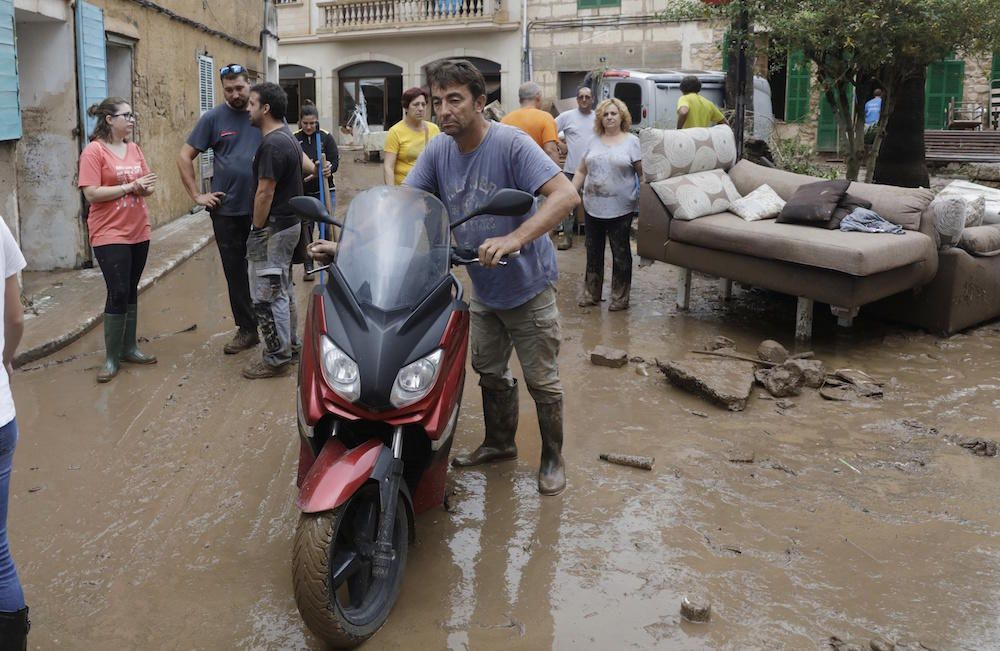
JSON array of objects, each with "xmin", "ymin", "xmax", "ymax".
[{"xmin": 78, "ymin": 97, "xmax": 159, "ymax": 382}]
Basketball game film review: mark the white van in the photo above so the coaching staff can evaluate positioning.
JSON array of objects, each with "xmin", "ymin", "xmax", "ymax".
[{"xmin": 585, "ymin": 69, "xmax": 774, "ymax": 140}]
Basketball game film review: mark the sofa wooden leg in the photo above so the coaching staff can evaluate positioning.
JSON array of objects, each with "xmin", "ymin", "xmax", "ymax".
[
  {"xmin": 831, "ymin": 305, "xmax": 859, "ymax": 327},
  {"xmin": 721, "ymin": 279, "xmax": 733, "ymax": 301},
  {"xmin": 795, "ymin": 297, "xmax": 813, "ymax": 341},
  {"xmin": 677, "ymin": 268, "xmax": 692, "ymax": 310},
  {"xmin": 638, "ymin": 256, "xmax": 654, "ymax": 268}
]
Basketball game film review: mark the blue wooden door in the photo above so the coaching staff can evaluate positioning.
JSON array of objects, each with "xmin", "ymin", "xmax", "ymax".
[
  {"xmin": 0, "ymin": 0, "xmax": 20, "ymax": 141},
  {"xmin": 76, "ymin": 0, "xmax": 107, "ymax": 142}
]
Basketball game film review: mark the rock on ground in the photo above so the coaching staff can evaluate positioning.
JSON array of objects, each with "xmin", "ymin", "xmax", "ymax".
[
  {"xmin": 590, "ymin": 346, "xmax": 628, "ymax": 368},
  {"xmin": 680, "ymin": 597, "xmax": 711, "ymax": 623},
  {"xmin": 783, "ymin": 358, "xmax": 825, "ymax": 388},
  {"xmin": 706, "ymin": 336, "xmax": 736, "ymax": 351},
  {"xmin": 757, "ymin": 339, "xmax": 789, "ymax": 363},
  {"xmin": 755, "ymin": 364, "xmax": 804, "ymax": 398},
  {"xmin": 657, "ymin": 357, "xmax": 755, "ymax": 411}
]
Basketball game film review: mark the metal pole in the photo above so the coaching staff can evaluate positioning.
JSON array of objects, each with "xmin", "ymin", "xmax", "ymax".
[{"xmin": 733, "ymin": 6, "xmax": 749, "ymax": 159}]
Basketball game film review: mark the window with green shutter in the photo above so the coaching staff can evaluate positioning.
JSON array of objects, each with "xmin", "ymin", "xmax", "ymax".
[
  {"xmin": 577, "ymin": 0, "xmax": 619, "ymax": 8},
  {"xmin": 0, "ymin": 0, "xmax": 21, "ymax": 141},
  {"xmin": 924, "ymin": 54, "xmax": 964, "ymax": 130},
  {"xmin": 785, "ymin": 50, "xmax": 811, "ymax": 123}
]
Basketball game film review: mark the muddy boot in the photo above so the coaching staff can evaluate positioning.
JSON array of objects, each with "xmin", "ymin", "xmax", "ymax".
[
  {"xmin": 557, "ymin": 215, "xmax": 574, "ymax": 250},
  {"xmin": 0, "ymin": 606, "xmax": 29, "ymax": 650},
  {"xmin": 97, "ymin": 313, "xmax": 126, "ymax": 383},
  {"xmin": 452, "ymin": 381, "xmax": 519, "ymax": 467},
  {"xmin": 536, "ymin": 399, "xmax": 566, "ymax": 496},
  {"xmin": 122, "ymin": 304, "xmax": 157, "ymax": 364},
  {"xmin": 578, "ymin": 272, "xmax": 603, "ymax": 307},
  {"xmin": 223, "ymin": 328, "xmax": 259, "ymax": 355},
  {"xmin": 608, "ymin": 276, "xmax": 631, "ymax": 312}
]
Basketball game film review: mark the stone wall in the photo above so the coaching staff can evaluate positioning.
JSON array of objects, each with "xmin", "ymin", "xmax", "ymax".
[
  {"xmin": 529, "ymin": 18, "xmax": 723, "ymax": 101},
  {"xmin": 92, "ymin": 0, "xmax": 267, "ymax": 229}
]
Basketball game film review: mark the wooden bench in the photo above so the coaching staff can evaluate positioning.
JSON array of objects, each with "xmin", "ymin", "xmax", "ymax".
[{"xmin": 924, "ymin": 130, "xmax": 1000, "ymax": 163}]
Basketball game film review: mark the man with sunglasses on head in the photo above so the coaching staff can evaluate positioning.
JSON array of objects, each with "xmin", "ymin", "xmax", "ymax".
[
  {"xmin": 177, "ymin": 63, "xmax": 261, "ymax": 355},
  {"xmin": 554, "ymin": 86, "xmax": 596, "ymax": 250}
]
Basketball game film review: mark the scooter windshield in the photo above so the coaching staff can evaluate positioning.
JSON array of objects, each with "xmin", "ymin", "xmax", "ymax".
[{"xmin": 336, "ymin": 186, "xmax": 451, "ymax": 311}]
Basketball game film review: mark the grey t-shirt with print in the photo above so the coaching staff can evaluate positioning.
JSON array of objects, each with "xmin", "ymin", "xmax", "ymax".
[
  {"xmin": 556, "ymin": 108, "xmax": 597, "ymax": 175},
  {"xmin": 187, "ymin": 103, "xmax": 262, "ymax": 217},
  {"xmin": 404, "ymin": 122, "xmax": 562, "ymax": 310},
  {"xmin": 582, "ymin": 133, "xmax": 641, "ymax": 219}
]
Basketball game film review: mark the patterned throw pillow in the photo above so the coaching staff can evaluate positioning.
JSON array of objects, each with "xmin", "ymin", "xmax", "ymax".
[
  {"xmin": 650, "ymin": 169, "xmax": 742, "ymax": 221},
  {"xmin": 729, "ymin": 184, "xmax": 785, "ymax": 221},
  {"xmin": 639, "ymin": 124, "xmax": 737, "ymax": 183}
]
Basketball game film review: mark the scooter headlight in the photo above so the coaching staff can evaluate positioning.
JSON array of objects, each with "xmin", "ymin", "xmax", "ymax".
[
  {"xmin": 390, "ymin": 349, "xmax": 443, "ymax": 409},
  {"xmin": 319, "ymin": 336, "xmax": 361, "ymax": 402}
]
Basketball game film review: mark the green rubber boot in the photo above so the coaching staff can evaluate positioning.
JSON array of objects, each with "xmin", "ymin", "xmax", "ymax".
[
  {"xmin": 97, "ymin": 313, "xmax": 126, "ymax": 383},
  {"xmin": 122, "ymin": 304, "xmax": 157, "ymax": 364}
]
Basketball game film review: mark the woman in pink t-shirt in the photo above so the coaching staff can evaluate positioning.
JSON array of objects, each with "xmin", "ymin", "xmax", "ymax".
[{"xmin": 78, "ymin": 97, "xmax": 159, "ymax": 382}]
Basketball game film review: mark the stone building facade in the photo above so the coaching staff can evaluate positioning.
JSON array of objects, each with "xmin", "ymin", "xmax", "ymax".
[{"xmin": 1, "ymin": 0, "xmax": 277, "ymax": 271}]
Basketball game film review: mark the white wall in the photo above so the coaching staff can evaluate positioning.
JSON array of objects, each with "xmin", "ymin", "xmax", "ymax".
[{"xmin": 278, "ymin": 29, "xmax": 523, "ymax": 138}]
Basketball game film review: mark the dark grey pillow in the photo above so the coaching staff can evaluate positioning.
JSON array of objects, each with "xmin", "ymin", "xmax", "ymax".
[{"xmin": 776, "ymin": 179, "xmax": 850, "ymax": 225}]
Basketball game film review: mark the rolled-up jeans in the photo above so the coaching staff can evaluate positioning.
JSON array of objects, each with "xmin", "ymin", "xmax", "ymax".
[
  {"xmin": 247, "ymin": 223, "xmax": 301, "ymax": 368},
  {"xmin": 0, "ymin": 418, "xmax": 24, "ymax": 612}
]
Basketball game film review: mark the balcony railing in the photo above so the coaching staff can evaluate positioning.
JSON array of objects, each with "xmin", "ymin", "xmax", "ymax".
[{"xmin": 317, "ymin": 0, "xmax": 498, "ymax": 31}]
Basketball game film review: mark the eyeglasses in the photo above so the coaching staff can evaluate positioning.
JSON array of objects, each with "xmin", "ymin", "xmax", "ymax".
[
  {"xmin": 219, "ymin": 64, "xmax": 246, "ymax": 78},
  {"xmin": 113, "ymin": 112, "xmax": 136, "ymax": 121}
]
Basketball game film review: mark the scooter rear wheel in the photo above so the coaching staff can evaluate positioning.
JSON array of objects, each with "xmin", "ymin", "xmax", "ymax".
[{"xmin": 292, "ymin": 482, "xmax": 409, "ymax": 647}]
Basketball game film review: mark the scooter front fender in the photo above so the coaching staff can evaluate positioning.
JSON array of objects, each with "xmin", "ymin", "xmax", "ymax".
[{"xmin": 297, "ymin": 439, "xmax": 383, "ymax": 513}]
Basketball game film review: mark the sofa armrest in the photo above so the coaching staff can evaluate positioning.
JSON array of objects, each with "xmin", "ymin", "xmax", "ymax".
[{"xmin": 637, "ymin": 183, "xmax": 672, "ymax": 261}]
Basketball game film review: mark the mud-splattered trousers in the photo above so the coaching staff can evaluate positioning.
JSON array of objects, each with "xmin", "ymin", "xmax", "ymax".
[
  {"xmin": 470, "ymin": 285, "xmax": 563, "ymax": 404},
  {"xmin": 246, "ymin": 223, "xmax": 300, "ymax": 368},
  {"xmin": 583, "ymin": 212, "xmax": 634, "ymax": 307},
  {"xmin": 0, "ymin": 418, "xmax": 24, "ymax": 612}
]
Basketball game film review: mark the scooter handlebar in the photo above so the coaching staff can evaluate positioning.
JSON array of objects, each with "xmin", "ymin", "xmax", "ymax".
[{"xmin": 450, "ymin": 247, "xmax": 520, "ymax": 267}]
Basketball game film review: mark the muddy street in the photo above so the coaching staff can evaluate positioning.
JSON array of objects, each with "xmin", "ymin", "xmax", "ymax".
[{"xmin": 9, "ymin": 156, "xmax": 1000, "ymax": 650}]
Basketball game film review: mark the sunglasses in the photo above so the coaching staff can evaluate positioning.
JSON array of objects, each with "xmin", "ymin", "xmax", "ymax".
[
  {"xmin": 219, "ymin": 64, "xmax": 246, "ymax": 78},
  {"xmin": 112, "ymin": 112, "xmax": 136, "ymax": 121}
]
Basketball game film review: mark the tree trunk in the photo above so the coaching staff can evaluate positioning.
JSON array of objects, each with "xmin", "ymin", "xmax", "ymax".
[{"xmin": 873, "ymin": 65, "xmax": 929, "ymax": 188}]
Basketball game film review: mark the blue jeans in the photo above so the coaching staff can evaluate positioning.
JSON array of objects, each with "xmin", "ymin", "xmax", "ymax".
[{"xmin": 0, "ymin": 418, "xmax": 24, "ymax": 612}]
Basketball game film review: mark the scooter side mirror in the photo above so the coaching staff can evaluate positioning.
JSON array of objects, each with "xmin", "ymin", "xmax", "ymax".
[
  {"xmin": 288, "ymin": 196, "xmax": 343, "ymax": 227},
  {"xmin": 451, "ymin": 189, "xmax": 535, "ymax": 230}
]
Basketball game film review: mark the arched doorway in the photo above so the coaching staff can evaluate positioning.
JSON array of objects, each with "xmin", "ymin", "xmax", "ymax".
[
  {"xmin": 279, "ymin": 64, "xmax": 316, "ymax": 124},
  {"xmin": 422, "ymin": 57, "xmax": 501, "ymax": 105},
  {"xmin": 338, "ymin": 61, "xmax": 403, "ymax": 131}
]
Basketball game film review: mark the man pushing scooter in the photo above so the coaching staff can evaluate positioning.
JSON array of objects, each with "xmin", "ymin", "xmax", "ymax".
[{"xmin": 309, "ymin": 59, "xmax": 579, "ymax": 495}]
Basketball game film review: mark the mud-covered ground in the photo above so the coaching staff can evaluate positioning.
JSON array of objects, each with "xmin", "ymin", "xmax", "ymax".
[{"xmin": 9, "ymin": 155, "xmax": 1000, "ymax": 650}]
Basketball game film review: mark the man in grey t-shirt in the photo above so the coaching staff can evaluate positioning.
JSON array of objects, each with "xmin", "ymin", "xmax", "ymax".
[
  {"xmin": 177, "ymin": 63, "xmax": 261, "ymax": 355},
  {"xmin": 405, "ymin": 59, "xmax": 579, "ymax": 496},
  {"xmin": 555, "ymin": 87, "xmax": 596, "ymax": 250}
]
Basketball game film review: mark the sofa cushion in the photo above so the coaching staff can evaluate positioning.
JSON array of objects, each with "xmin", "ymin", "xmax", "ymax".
[
  {"xmin": 730, "ymin": 184, "xmax": 785, "ymax": 221},
  {"xmin": 669, "ymin": 212, "xmax": 935, "ymax": 276},
  {"xmin": 845, "ymin": 181, "xmax": 933, "ymax": 231},
  {"xmin": 639, "ymin": 125, "xmax": 737, "ymax": 182},
  {"xmin": 958, "ymin": 225, "xmax": 1000, "ymax": 256},
  {"xmin": 965, "ymin": 195, "xmax": 986, "ymax": 227},
  {"xmin": 728, "ymin": 160, "xmax": 820, "ymax": 200},
  {"xmin": 650, "ymin": 170, "xmax": 742, "ymax": 221},
  {"xmin": 777, "ymin": 180, "xmax": 850, "ymax": 225}
]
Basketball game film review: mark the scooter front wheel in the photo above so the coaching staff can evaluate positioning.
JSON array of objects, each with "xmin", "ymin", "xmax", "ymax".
[{"xmin": 292, "ymin": 482, "xmax": 409, "ymax": 647}]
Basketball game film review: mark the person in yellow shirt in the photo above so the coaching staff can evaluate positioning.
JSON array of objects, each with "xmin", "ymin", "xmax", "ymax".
[
  {"xmin": 383, "ymin": 87, "xmax": 441, "ymax": 185},
  {"xmin": 501, "ymin": 81, "xmax": 561, "ymax": 166},
  {"xmin": 676, "ymin": 75, "xmax": 726, "ymax": 129}
]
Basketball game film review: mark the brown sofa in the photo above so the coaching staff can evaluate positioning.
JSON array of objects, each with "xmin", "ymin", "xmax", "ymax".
[{"xmin": 636, "ymin": 160, "xmax": 972, "ymax": 339}]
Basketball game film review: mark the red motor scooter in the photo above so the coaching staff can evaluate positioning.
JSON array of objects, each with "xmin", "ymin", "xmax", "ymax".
[{"xmin": 287, "ymin": 185, "xmax": 532, "ymax": 648}]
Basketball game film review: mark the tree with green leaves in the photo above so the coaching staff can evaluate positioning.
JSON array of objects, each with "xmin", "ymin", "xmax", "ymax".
[{"xmin": 662, "ymin": 0, "xmax": 1000, "ymax": 186}]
